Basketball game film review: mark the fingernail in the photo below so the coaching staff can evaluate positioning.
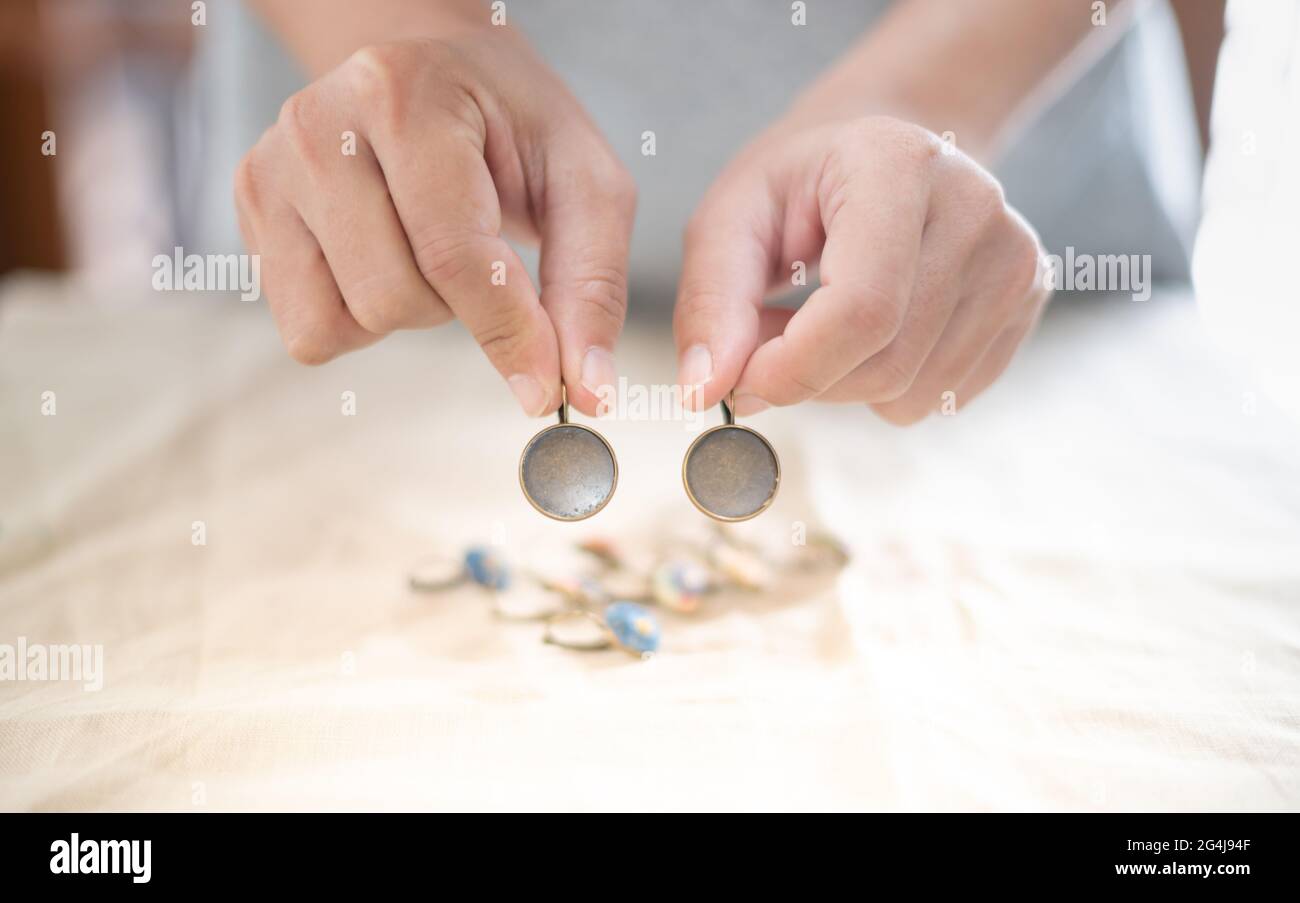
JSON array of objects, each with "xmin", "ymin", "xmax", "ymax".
[
  {"xmin": 679, "ymin": 344, "xmax": 713, "ymax": 410},
  {"xmin": 508, "ymin": 374, "xmax": 549, "ymax": 417},
  {"xmin": 733, "ymin": 393, "xmax": 770, "ymax": 416},
  {"xmin": 580, "ymin": 346, "xmax": 617, "ymax": 397}
]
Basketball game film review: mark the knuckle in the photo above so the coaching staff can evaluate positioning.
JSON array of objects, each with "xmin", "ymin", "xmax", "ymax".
[
  {"xmin": 345, "ymin": 44, "xmax": 407, "ymax": 122},
  {"xmin": 561, "ymin": 266, "xmax": 628, "ymax": 326},
  {"xmin": 348, "ymin": 45, "xmax": 401, "ymax": 92},
  {"xmin": 1005, "ymin": 220, "xmax": 1042, "ymax": 297},
  {"xmin": 595, "ymin": 162, "xmax": 638, "ymax": 214},
  {"xmin": 982, "ymin": 218, "xmax": 1043, "ymax": 321},
  {"xmin": 474, "ymin": 314, "xmax": 530, "ymax": 364},
  {"xmin": 276, "ymin": 92, "xmax": 325, "ymax": 169},
  {"xmin": 411, "ymin": 229, "xmax": 483, "ymax": 287},
  {"xmin": 347, "ymin": 297, "xmax": 402, "ymax": 336},
  {"xmin": 346, "ymin": 283, "xmax": 421, "ymax": 335},
  {"xmin": 966, "ymin": 172, "xmax": 1008, "ymax": 225},
  {"xmin": 675, "ymin": 278, "xmax": 731, "ymax": 324},
  {"xmin": 937, "ymin": 153, "xmax": 1004, "ymax": 224},
  {"xmin": 277, "ymin": 93, "xmax": 311, "ymax": 143},
  {"xmin": 233, "ymin": 152, "xmax": 262, "ymax": 214}
]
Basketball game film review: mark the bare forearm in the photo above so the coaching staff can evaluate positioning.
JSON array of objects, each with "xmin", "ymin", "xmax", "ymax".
[
  {"xmin": 785, "ymin": 0, "xmax": 1137, "ymax": 163},
  {"xmin": 247, "ymin": 0, "xmax": 495, "ymax": 76}
]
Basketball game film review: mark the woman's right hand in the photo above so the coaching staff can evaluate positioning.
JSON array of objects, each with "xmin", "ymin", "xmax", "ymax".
[{"xmin": 234, "ymin": 28, "xmax": 635, "ymax": 417}]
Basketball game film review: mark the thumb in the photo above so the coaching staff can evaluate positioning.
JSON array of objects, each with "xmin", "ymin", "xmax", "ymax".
[
  {"xmin": 538, "ymin": 152, "xmax": 637, "ymax": 418},
  {"xmin": 673, "ymin": 190, "xmax": 770, "ymax": 411}
]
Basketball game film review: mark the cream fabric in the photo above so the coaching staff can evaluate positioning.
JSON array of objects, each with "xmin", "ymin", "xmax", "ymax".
[{"xmin": 0, "ymin": 278, "xmax": 1297, "ymax": 811}]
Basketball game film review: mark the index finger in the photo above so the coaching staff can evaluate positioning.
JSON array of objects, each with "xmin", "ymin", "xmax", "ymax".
[{"xmin": 362, "ymin": 93, "xmax": 561, "ymax": 416}]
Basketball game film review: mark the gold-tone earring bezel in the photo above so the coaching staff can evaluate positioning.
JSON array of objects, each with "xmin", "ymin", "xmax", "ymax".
[
  {"xmin": 681, "ymin": 391, "xmax": 780, "ymax": 522},
  {"xmin": 519, "ymin": 384, "xmax": 618, "ymax": 522}
]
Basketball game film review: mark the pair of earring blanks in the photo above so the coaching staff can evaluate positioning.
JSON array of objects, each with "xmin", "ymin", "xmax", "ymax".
[{"xmin": 519, "ymin": 387, "xmax": 780, "ymax": 522}]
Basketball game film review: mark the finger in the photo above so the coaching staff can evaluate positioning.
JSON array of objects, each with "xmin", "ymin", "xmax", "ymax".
[
  {"xmin": 235, "ymin": 150, "xmax": 379, "ymax": 365},
  {"xmin": 538, "ymin": 143, "xmax": 636, "ymax": 417},
  {"xmin": 872, "ymin": 225, "xmax": 1046, "ymax": 425},
  {"xmin": 424, "ymin": 230, "xmax": 561, "ymax": 418},
  {"xmin": 947, "ymin": 314, "xmax": 1041, "ymax": 413},
  {"xmin": 815, "ymin": 255, "xmax": 961, "ymax": 404},
  {"xmin": 818, "ymin": 166, "xmax": 1018, "ymax": 405},
  {"xmin": 731, "ymin": 146, "xmax": 929, "ymax": 409},
  {"xmin": 731, "ymin": 307, "xmax": 793, "ymax": 415},
  {"xmin": 274, "ymin": 94, "xmax": 453, "ymax": 337},
  {"xmin": 265, "ymin": 213, "xmax": 384, "ymax": 365},
  {"xmin": 361, "ymin": 103, "xmax": 561, "ymax": 416},
  {"xmin": 674, "ymin": 184, "xmax": 771, "ymax": 411}
]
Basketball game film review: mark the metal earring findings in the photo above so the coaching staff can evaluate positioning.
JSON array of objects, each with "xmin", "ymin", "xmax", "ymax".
[
  {"xmin": 682, "ymin": 391, "xmax": 780, "ymax": 521},
  {"xmin": 519, "ymin": 384, "xmax": 618, "ymax": 521}
]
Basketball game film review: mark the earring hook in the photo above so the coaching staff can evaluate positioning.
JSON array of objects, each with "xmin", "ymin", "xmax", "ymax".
[{"xmin": 720, "ymin": 389, "xmax": 735, "ymax": 425}]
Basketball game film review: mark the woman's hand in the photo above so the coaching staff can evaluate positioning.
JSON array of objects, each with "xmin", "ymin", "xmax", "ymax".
[
  {"xmin": 235, "ymin": 28, "xmax": 634, "ymax": 417},
  {"xmin": 675, "ymin": 115, "xmax": 1049, "ymax": 424}
]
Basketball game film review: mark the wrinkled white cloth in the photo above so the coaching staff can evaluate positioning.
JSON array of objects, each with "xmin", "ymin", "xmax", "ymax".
[{"xmin": 0, "ymin": 278, "xmax": 1297, "ymax": 811}]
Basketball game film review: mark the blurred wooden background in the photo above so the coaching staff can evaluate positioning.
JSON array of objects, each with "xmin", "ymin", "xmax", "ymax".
[{"xmin": 0, "ymin": 0, "xmax": 65, "ymax": 273}]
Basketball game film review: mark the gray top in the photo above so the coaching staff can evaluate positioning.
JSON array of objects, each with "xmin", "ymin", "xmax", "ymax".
[{"xmin": 189, "ymin": 1, "xmax": 1198, "ymax": 298}]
